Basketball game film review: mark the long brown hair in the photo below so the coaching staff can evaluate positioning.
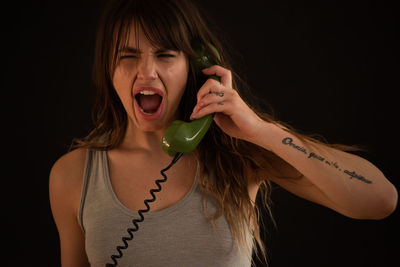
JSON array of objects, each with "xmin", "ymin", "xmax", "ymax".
[{"xmin": 72, "ymin": 0, "xmax": 358, "ymax": 264}]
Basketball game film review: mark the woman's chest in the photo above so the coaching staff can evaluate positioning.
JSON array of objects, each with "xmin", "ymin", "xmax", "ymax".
[{"xmin": 107, "ymin": 154, "xmax": 198, "ymax": 213}]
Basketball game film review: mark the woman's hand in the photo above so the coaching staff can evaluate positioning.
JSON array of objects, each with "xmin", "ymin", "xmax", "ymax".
[{"xmin": 190, "ymin": 65, "xmax": 265, "ymax": 143}]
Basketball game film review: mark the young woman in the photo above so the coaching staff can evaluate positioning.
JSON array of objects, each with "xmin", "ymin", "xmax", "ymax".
[{"xmin": 49, "ymin": 0, "xmax": 398, "ymax": 266}]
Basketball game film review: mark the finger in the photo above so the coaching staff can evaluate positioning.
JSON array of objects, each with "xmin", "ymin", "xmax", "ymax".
[
  {"xmin": 190, "ymin": 101, "xmax": 230, "ymax": 120},
  {"xmin": 199, "ymin": 88, "xmax": 230, "ymax": 107},
  {"xmin": 202, "ymin": 65, "xmax": 232, "ymax": 88},
  {"xmin": 196, "ymin": 78, "xmax": 224, "ymax": 103},
  {"xmin": 192, "ymin": 89, "xmax": 230, "ymax": 115}
]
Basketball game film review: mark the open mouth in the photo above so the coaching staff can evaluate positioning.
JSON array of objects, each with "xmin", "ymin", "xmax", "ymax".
[{"xmin": 134, "ymin": 89, "xmax": 163, "ymax": 115}]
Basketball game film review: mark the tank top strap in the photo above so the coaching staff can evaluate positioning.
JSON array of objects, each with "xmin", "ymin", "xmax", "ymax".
[{"xmin": 78, "ymin": 149, "xmax": 109, "ymax": 234}]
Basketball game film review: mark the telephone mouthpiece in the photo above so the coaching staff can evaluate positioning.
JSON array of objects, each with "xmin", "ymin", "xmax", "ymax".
[{"xmin": 161, "ymin": 114, "xmax": 213, "ymax": 157}]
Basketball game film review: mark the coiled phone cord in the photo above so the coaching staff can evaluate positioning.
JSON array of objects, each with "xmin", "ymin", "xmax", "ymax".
[{"xmin": 106, "ymin": 152, "xmax": 184, "ymax": 267}]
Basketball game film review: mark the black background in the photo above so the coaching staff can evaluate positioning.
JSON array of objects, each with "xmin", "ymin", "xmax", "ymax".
[{"xmin": 4, "ymin": 1, "xmax": 399, "ymax": 266}]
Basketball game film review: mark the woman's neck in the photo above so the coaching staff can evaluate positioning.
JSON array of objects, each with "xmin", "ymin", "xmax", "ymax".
[{"xmin": 117, "ymin": 120, "xmax": 166, "ymax": 154}]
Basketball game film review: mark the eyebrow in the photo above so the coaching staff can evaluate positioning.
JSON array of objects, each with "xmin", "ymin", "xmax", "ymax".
[{"xmin": 118, "ymin": 47, "xmax": 173, "ymax": 53}]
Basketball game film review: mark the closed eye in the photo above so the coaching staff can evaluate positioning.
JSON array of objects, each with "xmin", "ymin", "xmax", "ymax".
[
  {"xmin": 158, "ymin": 54, "xmax": 175, "ymax": 58},
  {"xmin": 119, "ymin": 54, "xmax": 174, "ymax": 59},
  {"xmin": 119, "ymin": 55, "xmax": 137, "ymax": 59}
]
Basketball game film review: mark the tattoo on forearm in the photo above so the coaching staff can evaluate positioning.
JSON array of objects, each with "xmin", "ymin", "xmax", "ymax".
[{"xmin": 281, "ymin": 137, "xmax": 372, "ymax": 184}]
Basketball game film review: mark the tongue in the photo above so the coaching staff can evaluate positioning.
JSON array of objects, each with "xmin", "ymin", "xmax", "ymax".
[{"xmin": 137, "ymin": 94, "xmax": 162, "ymax": 113}]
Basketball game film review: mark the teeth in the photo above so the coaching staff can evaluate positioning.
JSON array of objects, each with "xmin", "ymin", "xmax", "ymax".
[
  {"xmin": 139, "ymin": 107, "xmax": 154, "ymax": 115},
  {"xmin": 139, "ymin": 90, "xmax": 156, "ymax": 95}
]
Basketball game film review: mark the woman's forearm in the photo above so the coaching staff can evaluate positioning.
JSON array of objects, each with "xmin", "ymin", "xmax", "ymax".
[{"xmin": 251, "ymin": 121, "xmax": 398, "ymax": 219}]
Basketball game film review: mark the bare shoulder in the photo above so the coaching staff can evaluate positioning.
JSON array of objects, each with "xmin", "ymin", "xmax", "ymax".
[
  {"xmin": 51, "ymin": 148, "xmax": 87, "ymax": 179},
  {"xmin": 49, "ymin": 148, "xmax": 88, "ymax": 215},
  {"xmin": 49, "ymin": 148, "xmax": 91, "ymax": 265}
]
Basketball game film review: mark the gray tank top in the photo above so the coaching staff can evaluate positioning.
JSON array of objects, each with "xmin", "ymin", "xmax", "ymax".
[{"xmin": 78, "ymin": 149, "xmax": 252, "ymax": 267}]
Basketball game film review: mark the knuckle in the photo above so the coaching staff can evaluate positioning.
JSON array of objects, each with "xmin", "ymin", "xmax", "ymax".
[
  {"xmin": 212, "ymin": 79, "xmax": 221, "ymax": 87},
  {"xmin": 202, "ymin": 94, "xmax": 212, "ymax": 103},
  {"xmin": 208, "ymin": 78, "xmax": 220, "ymax": 87},
  {"xmin": 198, "ymin": 85, "xmax": 209, "ymax": 96},
  {"xmin": 220, "ymin": 66, "xmax": 231, "ymax": 75}
]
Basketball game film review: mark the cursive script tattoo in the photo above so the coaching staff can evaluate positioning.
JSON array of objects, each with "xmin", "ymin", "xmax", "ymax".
[
  {"xmin": 282, "ymin": 137, "xmax": 307, "ymax": 154},
  {"xmin": 281, "ymin": 137, "xmax": 372, "ymax": 184},
  {"xmin": 343, "ymin": 170, "xmax": 372, "ymax": 184}
]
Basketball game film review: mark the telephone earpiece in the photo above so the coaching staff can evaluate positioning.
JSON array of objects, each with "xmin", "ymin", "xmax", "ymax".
[{"xmin": 161, "ymin": 42, "xmax": 220, "ymax": 156}]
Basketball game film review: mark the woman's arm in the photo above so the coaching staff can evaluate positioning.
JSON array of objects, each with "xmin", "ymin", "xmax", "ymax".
[
  {"xmin": 249, "ymin": 121, "xmax": 398, "ymax": 220},
  {"xmin": 49, "ymin": 148, "xmax": 90, "ymax": 266},
  {"xmin": 191, "ymin": 65, "xmax": 397, "ymax": 220}
]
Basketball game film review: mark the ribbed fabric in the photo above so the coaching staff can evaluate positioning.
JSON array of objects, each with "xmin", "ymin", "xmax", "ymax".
[{"xmin": 78, "ymin": 149, "xmax": 252, "ymax": 267}]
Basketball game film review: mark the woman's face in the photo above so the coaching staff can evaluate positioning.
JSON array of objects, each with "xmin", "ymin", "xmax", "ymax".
[{"xmin": 112, "ymin": 27, "xmax": 189, "ymax": 133}]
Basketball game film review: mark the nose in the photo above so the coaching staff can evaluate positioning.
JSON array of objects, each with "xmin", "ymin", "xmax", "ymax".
[{"xmin": 136, "ymin": 54, "xmax": 158, "ymax": 81}]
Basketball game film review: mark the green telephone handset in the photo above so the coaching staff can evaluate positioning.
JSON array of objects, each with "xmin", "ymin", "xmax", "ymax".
[{"xmin": 161, "ymin": 43, "xmax": 220, "ymax": 156}]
